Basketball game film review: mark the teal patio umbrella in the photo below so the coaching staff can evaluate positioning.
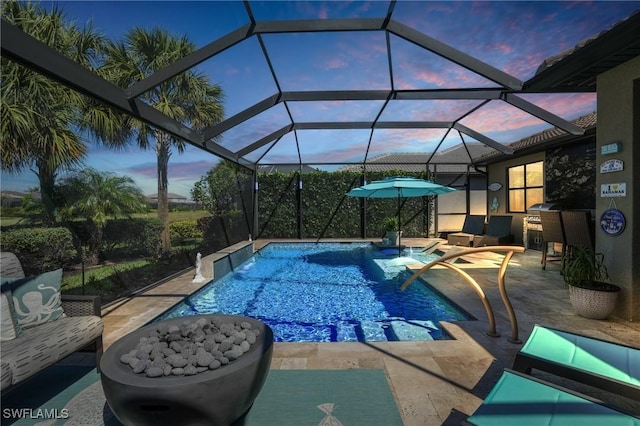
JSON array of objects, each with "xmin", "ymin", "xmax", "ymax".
[{"xmin": 347, "ymin": 177, "xmax": 456, "ymax": 255}]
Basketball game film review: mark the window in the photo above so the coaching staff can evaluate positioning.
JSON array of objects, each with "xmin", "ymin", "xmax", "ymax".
[{"xmin": 508, "ymin": 161, "xmax": 543, "ymax": 212}]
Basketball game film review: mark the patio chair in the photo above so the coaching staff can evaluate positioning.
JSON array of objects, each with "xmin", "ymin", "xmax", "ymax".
[
  {"xmin": 447, "ymin": 215, "xmax": 485, "ymax": 247},
  {"xmin": 472, "ymin": 215, "xmax": 514, "ymax": 247},
  {"xmin": 539, "ymin": 210, "xmax": 566, "ymax": 270},
  {"xmin": 512, "ymin": 324, "xmax": 640, "ymax": 401},
  {"xmin": 459, "ymin": 369, "xmax": 640, "ymax": 425},
  {"xmin": 561, "ymin": 210, "xmax": 594, "ymax": 251}
]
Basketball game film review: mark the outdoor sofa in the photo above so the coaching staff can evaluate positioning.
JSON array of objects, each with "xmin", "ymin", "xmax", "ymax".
[{"xmin": 0, "ymin": 252, "xmax": 103, "ymax": 391}]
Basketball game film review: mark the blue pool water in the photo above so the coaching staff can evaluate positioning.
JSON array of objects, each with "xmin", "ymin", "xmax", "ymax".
[{"xmin": 157, "ymin": 243, "xmax": 473, "ymax": 342}]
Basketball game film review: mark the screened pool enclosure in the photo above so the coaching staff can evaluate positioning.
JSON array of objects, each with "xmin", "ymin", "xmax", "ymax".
[{"xmin": 3, "ymin": 1, "xmax": 604, "ymax": 246}]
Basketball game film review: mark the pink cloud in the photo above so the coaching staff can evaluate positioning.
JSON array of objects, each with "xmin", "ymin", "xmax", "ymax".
[
  {"xmin": 369, "ymin": 128, "xmax": 449, "ymax": 153},
  {"xmin": 450, "ymin": 67, "xmax": 494, "ymax": 86},
  {"xmin": 301, "ymin": 144, "xmax": 367, "ymax": 163},
  {"xmin": 492, "ymin": 43, "xmax": 513, "ymax": 55},
  {"xmin": 169, "ymin": 161, "xmax": 216, "ymax": 177},
  {"xmin": 518, "ymin": 93, "xmax": 596, "ymax": 118},
  {"xmin": 503, "ymin": 53, "xmax": 546, "ymax": 79},
  {"xmin": 317, "ymin": 5, "xmax": 328, "ymax": 20},
  {"xmin": 323, "ymin": 58, "xmax": 348, "ymax": 70},
  {"xmin": 126, "ymin": 163, "xmax": 157, "ymax": 178},
  {"xmin": 460, "ymin": 101, "xmax": 546, "ymax": 136},
  {"xmin": 413, "ymin": 70, "xmax": 449, "ymax": 87}
]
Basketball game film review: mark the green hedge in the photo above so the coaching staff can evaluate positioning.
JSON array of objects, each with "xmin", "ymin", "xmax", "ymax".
[
  {"xmin": 256, "ymin": 170, "xmax": 432, "ymax": 239},
  {"xmin": 63, "ymin": 218, "xmax": 163, "ymax": 258},
  {"xmin": 102, "ymin": 219, "xmax": 163, "ymax": 257},
  {"xmin": 169, "ymin": 220, "xmax": 202, "ymax": 241},
  {"xmin": 0, "ymin": 227, "xmax": 76, "ymax": 275},
  {"xmin": 197, "ymin": 210, "xmax": 249, "ymax": 252}
]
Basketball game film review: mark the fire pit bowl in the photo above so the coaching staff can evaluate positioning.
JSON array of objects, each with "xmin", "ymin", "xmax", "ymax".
[{"xmin": 100, "ymin": 314, "xmax": 273, "ymax": 426}]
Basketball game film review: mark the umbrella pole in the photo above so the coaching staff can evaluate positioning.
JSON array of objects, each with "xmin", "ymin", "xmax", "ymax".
[{"xmin": 397, "ymin": 190, "xmax": 401, "ymax": 257}]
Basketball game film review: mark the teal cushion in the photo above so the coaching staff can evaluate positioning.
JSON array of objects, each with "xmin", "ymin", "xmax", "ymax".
[
  {"xmin": 0, "ymin": 277, "xmax": 22, "ymax": 340},
  {"xmin": 468, "ymin": 371, "xmax": 640, "ymax": 426},
  {"xmin": 8, "ymin": 269, "xmax": 64, "ymax": 329},
  {"xmin": 522, "ymin": 325, "xmax": 640, "ymax": 386}
]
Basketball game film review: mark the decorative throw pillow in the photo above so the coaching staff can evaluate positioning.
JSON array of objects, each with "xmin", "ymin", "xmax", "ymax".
[
  {"xmin": 10, "ymin": 269, "xmax": 64, "ymax": 329},
  {"xmin": 0, "ymin": 277, "xmax": 22, "ymax": 341}
]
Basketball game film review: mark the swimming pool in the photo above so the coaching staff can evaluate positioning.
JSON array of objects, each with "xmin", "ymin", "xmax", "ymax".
[{"xmin": 157, "ymin": 242, "xmax": 473, "ymax": 342}]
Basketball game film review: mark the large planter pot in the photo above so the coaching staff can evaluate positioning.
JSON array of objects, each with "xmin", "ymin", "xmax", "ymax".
[
  {"xmin": 385, "ymin": 231, "xmax": 399, "ymax": 246},
  {"xmin": 568, "ymin": 284, "xmax": 620, "ymax": 320}
]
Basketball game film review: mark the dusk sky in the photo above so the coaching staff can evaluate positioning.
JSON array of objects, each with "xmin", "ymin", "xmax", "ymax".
[{"xmin": 2, "ymin": 1, "xmax": 639, "ymax": 198}]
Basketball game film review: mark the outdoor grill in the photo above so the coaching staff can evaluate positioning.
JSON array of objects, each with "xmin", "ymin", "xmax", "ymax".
[
  {"xmin": 524, "ymin": 203, "xmax": 562, "ymax": 250},
  {"xmin": 526, "ymin": 203, "xmax": 563, "ymax": 224}
]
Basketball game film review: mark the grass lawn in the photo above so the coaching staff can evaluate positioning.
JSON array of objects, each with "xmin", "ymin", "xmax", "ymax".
[
  {"xmin": 61, "ymin": 259, "xmax": 150, "ymax": 292},
  {"xmin": 0, "ymin": 210, "xmax": 210, "ymax": 227},
  {"xmin": 131, "ymin": 210, "xmax": 210, "ymax": 222},
  {"xmin": 0, "ymin": 216, "xmax": 21, "ymax": 226}
]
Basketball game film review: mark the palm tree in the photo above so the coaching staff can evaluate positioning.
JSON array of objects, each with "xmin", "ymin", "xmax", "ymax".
[
  {"xmin": 0, "ymin": 1, "xmax": 107, "ymax": 224},
  {"xmin": 101, "ymin": 28, "xmax": 224, "ymax": 252},
  {"xmin": 56, "ymin": 168, "xmax": 148, "ymax": 265}
]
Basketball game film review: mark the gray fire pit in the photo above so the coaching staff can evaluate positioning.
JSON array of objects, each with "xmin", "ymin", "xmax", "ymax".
[{"xmin": 100, "ymin": 314, "xmax": 273, "ymax": 426}]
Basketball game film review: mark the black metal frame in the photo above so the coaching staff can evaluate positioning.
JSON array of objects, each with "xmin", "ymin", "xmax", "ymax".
[
  {"xmin": 1, "ymin": 0, "xmax": 591, "ymax": 174},
  {"xmin": 4, "ymin": 2, "xmax": 635, "ymax": 242}
]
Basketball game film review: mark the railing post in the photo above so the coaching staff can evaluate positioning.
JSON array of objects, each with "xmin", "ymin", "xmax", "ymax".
[{"xmin": 401, "ymin": 245, "xmax": 525, "ymax": 343}]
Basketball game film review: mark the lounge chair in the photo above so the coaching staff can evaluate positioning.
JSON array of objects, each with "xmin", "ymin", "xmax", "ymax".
[
  {"xmin": 447, "ymin": 215, "xmax": 485, "ymax": 246},
  {"xmin": 460, "ymin": 369, "xmax": 640, "ymax": 425},
  {"xmin": 472, "ymin": 215, "xmax": 514, "ymax": 247},
  {"xmin": 512, "ymin": 324, "xmax": 640, "ymax": 400},
  {"xmin": 420, "ymin": 239, "xmax": 443, "ymax": 253}
]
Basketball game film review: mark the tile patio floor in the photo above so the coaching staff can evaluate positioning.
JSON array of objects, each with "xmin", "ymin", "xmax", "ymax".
[{"xmin": 100, "ymin": 239, "xmax": 640, "ymax": 425}]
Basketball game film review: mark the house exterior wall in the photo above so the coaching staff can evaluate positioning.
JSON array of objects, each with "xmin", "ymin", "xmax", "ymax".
[
  {"xmin": 597, "ymin": 55, "xmax": 640, "ymax": 321},
  {"xmin": 487, "ymin": 152, "xmax": 544, "ymax": 245}
]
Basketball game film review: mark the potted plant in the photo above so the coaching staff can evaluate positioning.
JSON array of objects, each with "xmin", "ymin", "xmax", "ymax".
[
  {"xmin": 562, "ymin": 246, "xmax": 620, "ymax": 319},
  {"xmin": 381, "ymin": 217, "xmax": 399, "ymax": 246}
]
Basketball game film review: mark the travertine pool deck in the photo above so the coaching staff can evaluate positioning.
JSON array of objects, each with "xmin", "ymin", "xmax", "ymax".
[{"xmin": 101, "ymin": 239, "xmax": 640, "ymax": 425}]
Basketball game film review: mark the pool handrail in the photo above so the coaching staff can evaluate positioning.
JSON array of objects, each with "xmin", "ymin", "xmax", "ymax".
[{"xmin": 401, "ymin": 245, "xmax": 526, "ymax": 343}]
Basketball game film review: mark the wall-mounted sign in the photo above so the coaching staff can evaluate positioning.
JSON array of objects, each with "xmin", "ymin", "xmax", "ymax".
[
  {"xmin": 600, "ymin": 183, "xmax": 626, "ymax": 197},
  {"xmin": 601, "ymin": 142, "xmax": 622, "ymax": 155},
  {"xmin": 488, "ymin": 182, "xmax": 503, "ymax": 191},
  {"xmin": 600, "ymin": 159, "xmax": 623, "ymax": 173},
  {"xmin": 600, "ymin": 209, "xmax": 625, "ymax": 236}
]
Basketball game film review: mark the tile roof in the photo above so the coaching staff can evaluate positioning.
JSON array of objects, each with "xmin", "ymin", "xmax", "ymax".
[
  {"xmin": 337, "ymin": 111, "xmax": 597, "ymax": 173},
  {"xmin": 476, "ymin": 111, "xmax": 597, "ymax": 163},
  {"xmin": 338, "ymin": 144, "xmax": 494, "ymax": 174},
  {"xmin": 526, "ymin": 10, "xmax": 640, "ymax": 91}
]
